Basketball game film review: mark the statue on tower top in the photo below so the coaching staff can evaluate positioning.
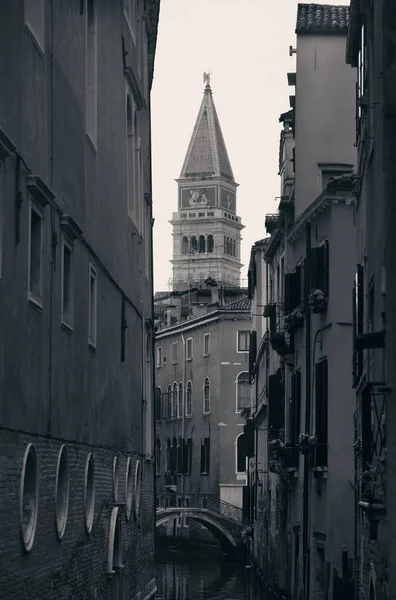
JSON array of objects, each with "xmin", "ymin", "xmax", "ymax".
[{"xmin": 203, "ymin": 70, "xmax": 212, "ymax": 87}]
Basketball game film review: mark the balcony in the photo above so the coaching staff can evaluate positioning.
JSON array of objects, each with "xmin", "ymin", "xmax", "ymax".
[{"xmin": 265, "ymin": 214, "xmax": 280, "ymax": 235}]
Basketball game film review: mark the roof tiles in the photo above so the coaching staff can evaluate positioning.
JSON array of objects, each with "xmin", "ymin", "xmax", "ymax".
[{"xmin": 296, "ymin": 4, "xmax": 349, "ymax": 33}]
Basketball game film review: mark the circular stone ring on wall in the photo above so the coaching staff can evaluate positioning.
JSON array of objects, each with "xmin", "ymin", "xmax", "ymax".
[
  {"xmin": 113, "ymin": 457, "xmax": 120, "ymax": 503},
  {"xmin": 20, "ymin": 443, "xmax": 39, "ymax": 552},
  {"xmin": 133, "ymin": 460, "xmax": 142, "ymax": 520},
  {"xmin": 84, "ymin": 453, "xmax": 95, "ymax": 533},
  {"xmin": 125, "ymin": 458, "xmax": 133, "ymax": 521},
  {"xmin": 55, "ymin": 445, "xmax": 70, "ymax": 540}
]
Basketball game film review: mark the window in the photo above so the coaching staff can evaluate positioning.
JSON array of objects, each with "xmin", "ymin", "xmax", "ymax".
[
  {"xmin": 310, "ymin": 241, "xmax": 329, "ymax": 297},
  {"xmin": 177, "ymin": 437, "xmax": 183, "ymax": 474},
  {"xmin": 155, "ymin": 440, "xmax": 161, "ymax": 476},
  {"xmin": 200, "ymin": 437, "xmax": 210, "ymax": 474},
  {"xmin": 237, "ymin": 330, "xmax": 250, "ymax": 353},
  {"xmin": 236, "ymin": 372, "xmax": 249, "ymax": 413},
  {"xmin": 172, "ymin": 382, "xmax": 178, "ymax": 419},
  {"xmin": 20, "ymin": 444, "xmax": 39, "ymax": 551},
  {"xmin": 178, "ymin": 383, "xmax": 183, "ymax": 418},
  {"xmin": 186, "ymin": 381, "xmax": 192, "ymax": 417},
  {"xmin": 203, "ymin": 377, "xmax": 210, "ymax": 414},
  {"xmin": 322, "ymin": 169, "xmax": 352, "ymax": 190},
  {"xmin": 203, "ymin": 333, "xmax": 210, "ymax": 356},
  {"xmin": 156, "ymin": 346, "xmax": 162, "ymax": 368},
  {"xmin": 86, "ymin": 0, "xmax": 97, "ymax": 147},
  {"xmin": 61, "ymin": 238, "xmax": 74, "ymax": 329},
  {"xmin": 28, "ymin": 202, "xmax": 44, "ymax": 306},
  {"xmin": 166, "ymin": 439, "xmax": 171, "ymax": 471},
  {"xmin": 126, "ymin": 94, "xmax": 135, "ymax": 222},
  {"xmin": 182, "ymin": 236, "xmax": 189, "ymax": 254},
  {"xmin": 207, "ymin": 235, "xmax": 214, "ymax": 253},
  {"xmin": 88, "ymin": 264, "xmax": 97, "ymax": 348},
  {"xmin": 314, "ymin": 359, "xmax": 328, "ymax": 468},
  {"xmin": 165, "ymin": 385, "xmax": 172, "ymax": 419},
  {"xmin": 172, "ymin": 342, "xmax": 178, "ymax": 364},
  {"xmin": 198, "ymin": 235, "xmax": 206, "ymax": 253},
  {"xmin": 190, "ymin": 236, "xmax": 197, "ymax": 253},
  {"xmin": 24, "ymin": 0, "xmax": 45, "ymax": 53},
  {"xmin": 183, "ymin": 438, "xmax": 192, "ymax": 474},
  {"xmin": 236, "ymin": 434, "xmax": 247, "ymax": 473},
  {"xmin": 186, "ymin": 337, "xmax": 193, "ymax": 360}
]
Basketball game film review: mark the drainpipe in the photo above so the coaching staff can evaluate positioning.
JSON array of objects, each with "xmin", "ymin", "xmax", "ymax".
[
  {"xmin": 181, "ymin": 333, "xmax": 186, "ymax": 496},
  {"xmin": 303, "ymin": 222, "xmax": 312, "ymax": 599}
]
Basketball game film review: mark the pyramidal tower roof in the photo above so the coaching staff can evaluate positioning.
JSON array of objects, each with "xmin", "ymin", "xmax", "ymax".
[{"xmin": 179, "ymin": 75, "xmax": 235, "ymax": 182}]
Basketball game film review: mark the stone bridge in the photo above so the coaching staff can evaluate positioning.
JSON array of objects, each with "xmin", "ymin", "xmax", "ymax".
[{"xmin": 156, "ymin": 494, "xmax": 245, "ymax": 556}]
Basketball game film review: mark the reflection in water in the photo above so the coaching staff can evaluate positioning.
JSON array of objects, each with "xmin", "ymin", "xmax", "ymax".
[{"xmin": 155, "ymin": 551, "xmax": 264, "ymax": 600}]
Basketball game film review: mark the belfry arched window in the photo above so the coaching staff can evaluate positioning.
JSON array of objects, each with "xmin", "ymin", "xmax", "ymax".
[
  {"xmin": 172, "ymin": 382, "xmax": 178, "ymax": 419},
  {"xmin": 198, "ymin": 235, "xmax": 206, "ymax": 253},
  {"xmin": 207, "ymin": 235, "xmax": 214, "ymax": 253},
  {"xmin": 182, "ymin": 236, "xmax": 189, "ymax": 254},
  {"xmin": 190, "ymin": 236, "xmax": 197, "ymax": 253},
  {"xmin": 232, "ymin": 238, "xmax": 236, "ymax": 257}
]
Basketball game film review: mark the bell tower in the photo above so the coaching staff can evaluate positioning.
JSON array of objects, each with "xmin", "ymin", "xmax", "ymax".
[{"xmin": 170, "ymin": 74, "xmax": 244, "ymax": 291}]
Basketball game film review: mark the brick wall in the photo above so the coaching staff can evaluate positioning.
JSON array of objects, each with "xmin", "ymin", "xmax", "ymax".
[{"xmin": 0, "ymin": 429, "xmax": 155, "ymax": 599}]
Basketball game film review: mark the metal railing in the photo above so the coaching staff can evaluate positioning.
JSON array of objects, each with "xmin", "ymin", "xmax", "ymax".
[{"xmin": 156, "ymin": 493, "xmax": 243, "ymax": 523}]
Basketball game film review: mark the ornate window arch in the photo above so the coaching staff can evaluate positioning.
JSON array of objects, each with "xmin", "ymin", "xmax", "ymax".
[
  {"xmin": 182, "ymin": 236, "xmax": 189, "ymax": 254},
  {"xmin": 198, "ymin": 235, "xmax": 206, "ymax": 253},
  {"xmin": 207, "ymin": 234, "xmax": 214, "ymax": 253}
]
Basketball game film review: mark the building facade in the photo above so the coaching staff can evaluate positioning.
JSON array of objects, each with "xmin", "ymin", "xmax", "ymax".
[
  {"xmin": 0, "ymin": 2, "xmax": 159, "ymax": 599},
  {"xmin": 246, "ymin": 5, "xmax": 359, "ymax": 600},
  {"xmin": 346, "ymin": 0, "xmax": 395, "ymax": 598},
  {"xmin": 154, "ymin": 79, "xmax": 251, "ymax": 542}
]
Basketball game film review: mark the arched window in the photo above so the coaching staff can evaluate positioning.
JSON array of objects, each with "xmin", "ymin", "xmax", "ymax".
[
  {"xmin": 182, "ymin": 236, "xmax": 189, "ymax": 254},
  {"xmin": 200, "ymin": 437, "xmax": 210, "ymax": 474},
  {"xmin": 236, "ymin": 433, "xmax": 247, "ymax": 473},
  {"xmin": 167, "ymin": 385, "xmax": 172, "ymax": 419},
  {"xmin": 203, "ymin": 377, "xmax": 210, "ymax": 414},
  {"xmin": 166, "ymin": 439, "xmax": 171, "ymax": 471},
  {"xmin": 207, "ymin": 235, "xmax": 214, "ymax": 253},
  {"xmin": 236, "ymin": 372, "xmax": 249, "ymax": 412},
  {"xmin": 178, "ymin": 382, "xmax": 183, "ymax": 418},
  {"xmin": 155, "ymin": 439, "xmax": 161, "ymax": 476},
  {"xmin": 198, "ymin": 235, "xmax": 206, "ymax": 253},
  {"xmin": 126, "ymin": 95, "xmax": 134, "ymax": 220},
  {"xmin": 172, "ymin": 382, "xmax": 178, "ymax": 419},
  {"xmin": 224, "ymin": 236, "xmax": 227, "ymax": 254},
  {"xmin": 182, "ymin": 437, "xmax": 192, "ymax": 474},
  {"xmin": 186, "ymin": 380, "xmax": 192, "ymax": 416},
  {"xmin": 190, "ymin": 236, "xmax": 197, "ymax": 253},
  {"xmin": 232, "ymin": 239, "xmax": 236, "ymax": 257}
]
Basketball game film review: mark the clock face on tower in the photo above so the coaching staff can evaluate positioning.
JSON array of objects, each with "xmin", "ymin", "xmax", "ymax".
[{"xmin": 180, "ymin": 186, "xmax": 216, "ymax": 210}]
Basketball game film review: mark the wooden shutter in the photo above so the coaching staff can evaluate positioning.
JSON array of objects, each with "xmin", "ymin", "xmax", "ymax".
[
  {"xmin": 323, "ymin": 240, "xmax": 330, "ymax": 296},
  {"xmin": 310, "ymin": 247, "xmax": 320, "ymax": 291},
  {"xmin": 315, "ymin": 360, "xmax": 328, "ymax": 467},
  {"xmin": 268, "ymin": 371, "xmax": 284, "ymax": 434},
  {"xmin": 284, "ymin": 273, "xmax": 292, "ymax": 314}
]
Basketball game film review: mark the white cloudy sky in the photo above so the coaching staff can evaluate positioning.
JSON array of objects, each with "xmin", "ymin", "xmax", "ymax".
[{"xmin": 151, "ymin": 0, "xmax": 350, "ymax": 292}]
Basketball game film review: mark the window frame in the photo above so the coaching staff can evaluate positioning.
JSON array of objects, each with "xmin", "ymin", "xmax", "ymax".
[
  {"xmin": 186, "ymin": 337, "xmax": 193, "ymax": 361},
  {"xmin": 27, "ymin": 199, "xmax": 45, "ymax": 309},
  {"xmin": 88, "ymin": 263, "xmax": 97, "ymax": 349},
  {"xmin": 61, "ymin": 235, "xmax": 74, "ymax": 331},
  {"xmin": 237, "ymin": 330, "xmax": 250, "ymax": 353},
  {"xmin": 203, "ymin": 332, "xmax": 210, "ymax": 356},
  {"xmin": 172, "ymin": 341, "xmax": 178, "ymax": 364},
  {"xmin": 236, "ymin": 371, "xmax": 249, "ymax": 414},
  {"xmin": 156, "ymin": 346, "xmax": 162, "ymax": 368},
  {"xmin": 203, "ymin": 377, "xmax": 210, "ymax": 415},
  {"xmin": 186, "ymin": 380, "xmax": 193, "ymax": 417}
]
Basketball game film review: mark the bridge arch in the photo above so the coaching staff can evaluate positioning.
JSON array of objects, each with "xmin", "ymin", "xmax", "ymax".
[{"xmin": 156, "ymin": 509, "xmax": 238, "ymax": 551}]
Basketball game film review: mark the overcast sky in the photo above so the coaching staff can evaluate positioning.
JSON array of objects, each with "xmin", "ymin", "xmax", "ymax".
[{"xmin": 151, "ymin": 0, "xmax": 350, "ymax": 292}]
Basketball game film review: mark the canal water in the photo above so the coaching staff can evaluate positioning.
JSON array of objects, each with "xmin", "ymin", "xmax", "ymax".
[{"xmin": 155, "ymin": 547, "xmax": 264, "ymax": 600}]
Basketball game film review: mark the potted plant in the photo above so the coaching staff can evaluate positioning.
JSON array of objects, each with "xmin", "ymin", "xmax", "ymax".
[
  {"xmin": 284, "ymin": 304, "xmax": 305, "ymax": 332},
  {"xmin": 263, "ymin": 304, "xmax": 274, "ymax": 318},
  {"xmin": 297, "ymin": 433, "xmax": 317, "ymax": 453},
  {"xmin": 308, "ymin": 289, "xmax": 327, "ymax": 313}
]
